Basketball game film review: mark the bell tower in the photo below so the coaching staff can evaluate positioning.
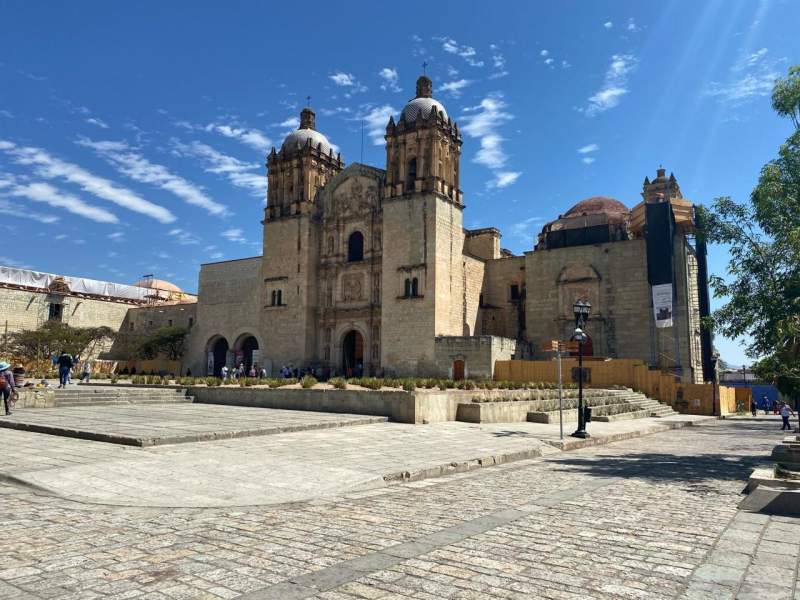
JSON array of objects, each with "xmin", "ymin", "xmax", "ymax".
[
  {"xmin": 384, "ymin": 76, "xmax": 462, "ymax": 203},
  {"xmin": 266, "ymin": 107, "xmax": 343, "ymax": 221}
]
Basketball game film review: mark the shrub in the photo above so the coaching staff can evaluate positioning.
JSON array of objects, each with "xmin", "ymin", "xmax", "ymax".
[
  {"xmin": 329, "ymin": 377, "xmax": 347, "ymax": 389},
  {"xmin": 402, "ymin": 380, "xmax": 415, "ymax": 392},
  {"xmin": 300, "ymin": 375, "xmax": 317, "ymax": 388}
]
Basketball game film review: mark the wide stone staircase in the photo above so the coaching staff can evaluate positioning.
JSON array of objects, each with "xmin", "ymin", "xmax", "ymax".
[
  {"xmin": 51, "ymin": 385, "xmax": 193, "ymax": 408},
  {"xmin": 526, "ymin": 388, "xmax": 677, "ymax": 424}
]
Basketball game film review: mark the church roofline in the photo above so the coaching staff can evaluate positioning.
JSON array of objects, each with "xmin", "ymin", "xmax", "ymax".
[{"xmin": 200, "ymin": 255, "xmax": 262, "ymax": 267}]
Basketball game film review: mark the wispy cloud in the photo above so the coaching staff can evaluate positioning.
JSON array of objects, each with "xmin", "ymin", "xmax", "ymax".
[
  {"xmin": 626, "ymin": 18, "xmax": 640, "ymax": 32},
  {"xmin": 581, "ymin": 157, "xmax": 596, "ymax": 165},
  {"xmin": 0, "ymin": 139, "xmax": 175, "ymax": 223},
  {"xmin": 356, "ymin": 105, "xmax": 397, "ymax": 146},
  {"xmin": 277, "ymin": 116, "xmax": 299, "ymax": 129},
  {"xmin": 172, "ymin": 139, "xmax": 264, "ymax": 198},
  {"xmin": 222, "ymin": 228, "xmax": 246, "ymax": 243},
  {"xmin": 604, "ymin": 21, "xmax": 613, "ymax": 29},
  {"xmin": 459, "ymin": 93, "xmax": 520, "ymax": 189},
  {"xmin": 205, "ymin": 123, "xmax": 271, "ymax": 152},
  {"xmin": 10, "ymin": 181, "xmax": 118, "ymax": 223},
  {"xmin": 378, "ymin": 67, "xmax": 401, "ymax": 92},
  {"xmin": 78, "ymin": 138, "xmax": 226, "ymax": 216},
  {"xmin": 330, "ymin": 72, "xmax": 367, "ymax": 96},
  {"xmin": 168, "ymin": 228, "xmax": 201, "ymax": 245},
  {"xmin": 440, "ymin": 79, "xmax": 472, "ymax": 97},
  {"xmin": 0, "ymin": 198, "xmax": 58, "ymax": 224},
  {"xmin": 578, "ymin": 143, "xmax": 599, "ymax": 154},
  {"xmin": 85, "ymin": 117, "xmax": 109, "ymax": 129},
  {"xmin": 108, "ymin": 231, "xmax": 125, "ymax": 242},
  {"xmin": 437, "ymin": 37, "xmax": 484, "ymax": 67},
  {"xmin": 510, "ymin": 216, "xmax": 544, "ymax": 240},
  {"xmin": 584, "ymin": 54, "xmax": 638, "ymax": 116},
  {"xmin": 704, "ymin": 47, "xmax": 782, "ymax": 105},
  {"xmin": 489, "ymin": 44, "xmax": 508, "ymax": 79},
  {"xmin": 0, "ymin": 110, "xmax": 14, "ymax": 119}
]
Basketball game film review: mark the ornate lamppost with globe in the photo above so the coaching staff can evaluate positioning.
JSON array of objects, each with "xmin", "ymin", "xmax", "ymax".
[{"xmin": 571, "ymin": 299, "xmax": 592, "ymax": 439}]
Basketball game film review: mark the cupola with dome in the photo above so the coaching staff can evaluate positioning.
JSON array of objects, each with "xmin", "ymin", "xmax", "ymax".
[
  {"xmin": 266, "ymin": 106, "xmax": 344, "ymax": 220},
  {"xmin": 536, "ymin": 196, "xmax": 632, "ymax": 250},
  {"xmin": 384, "ymin": 74, "xmax": 462, "ymax": 203}
]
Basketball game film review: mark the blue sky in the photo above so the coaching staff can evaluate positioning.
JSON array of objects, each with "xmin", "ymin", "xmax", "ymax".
[{"xmin": 1, "ymin": 0, "xmax": 798, "ymax": 366}]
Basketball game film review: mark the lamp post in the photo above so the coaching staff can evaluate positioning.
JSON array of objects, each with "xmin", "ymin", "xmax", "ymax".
[{"xmin": 572, "ymin": 299, "xmax": 591, "ymax": 439}]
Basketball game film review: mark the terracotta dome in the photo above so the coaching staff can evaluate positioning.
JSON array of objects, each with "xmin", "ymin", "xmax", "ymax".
[
  {"xmin": 564, "ymin": 196, "xmax": 629, "ymax": 217},
  {"xmin": 133, "ymin": 278, "xmax": 183, "ymax": 294}
]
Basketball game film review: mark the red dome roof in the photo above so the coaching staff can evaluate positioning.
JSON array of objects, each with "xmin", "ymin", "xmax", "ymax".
[{"xmin": 564, "ymin": 196, "xmax": 629, "ymax": 217}]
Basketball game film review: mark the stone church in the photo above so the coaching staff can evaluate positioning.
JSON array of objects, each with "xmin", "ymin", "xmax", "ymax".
[{"xmin": 183, "ymin": 74, "xmax": 713, "ymax": 383}]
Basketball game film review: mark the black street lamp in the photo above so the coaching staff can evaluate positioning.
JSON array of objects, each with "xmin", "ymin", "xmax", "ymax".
[{"xmin": 572, "ymin": 299, "xmax": 591, "ymax": 439}]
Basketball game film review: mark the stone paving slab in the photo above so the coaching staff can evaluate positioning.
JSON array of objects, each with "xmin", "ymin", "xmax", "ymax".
[
  {"xmin": 0, "ymin": 419, "xmax": 795, "ymax": 599},
  {"xmin": 0, "ymin": 404, "xmax": 387, "ymax": 446},
  {"xmin": 0, "ymin": 413, "xmax": 709, "ymax": 508}
]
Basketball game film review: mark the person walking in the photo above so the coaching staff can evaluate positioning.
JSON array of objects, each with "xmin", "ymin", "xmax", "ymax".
[
  {"xmin": 57, "ymin": 351, "xmax": 73, "ymax": 388},
  {"xmin": 751, "ymin": 397, "xmax": 758, "ymax": 417},
  {"xmin": 80, "ymin": 360, "xmax": 92, "ymax": 383},
  {"xmin": 780, "ymin": 402, "xmax": 795, "ymax": 431},
  {"xmin": 220, "ymin": 365, "xmax": 229, "ymax": 381},
  {"xmin": 0, "ymin": 361, "xmax": 16, "ymax": 416}
]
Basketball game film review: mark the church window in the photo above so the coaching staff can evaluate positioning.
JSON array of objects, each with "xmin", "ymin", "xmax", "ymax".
[
  {"xmin": 510, "ymin": 284, "xmax": 520, "ymax": 301},
  {"xmin": 404, "ymin": 278, "xmax": 412, "ymax": 298},
  {"xmin": 406, "ymin": 157, "xmax": 417, "ymax": 191},
  {"xmin": 411, "ymin": 277, "xmax": 419, "ymax": 297},
  {"xmin": 271, "ymin": 290, "xmax": 277, "ymax": 306},
  {"xmin": 277, "ymin": 290, "xmax": 283, "ymax": 305},
  {"xmin": 188, "ymin": 317, "xmax": 194, "ymax": 327},
  {"xmin": 48, "ymin": 302, "xmax": 63, "ymax": 321},
  {"xmin": 347, "ymin": 231, "xmax": 364, "ymax": 262}
]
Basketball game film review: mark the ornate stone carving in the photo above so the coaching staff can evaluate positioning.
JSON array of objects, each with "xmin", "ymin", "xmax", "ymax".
[{"xmin": 341, "ymin": 273, "xmax": 364, "ymax": 302}]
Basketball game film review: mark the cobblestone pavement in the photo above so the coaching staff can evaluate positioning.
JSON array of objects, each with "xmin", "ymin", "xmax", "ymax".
[
  {"xmin": 0, "ymin": 405, "xmax": 388, "ymax": 446},
  {"xmin": 0, "ymin": 418, "xmax": 797, "ymax": 599}
]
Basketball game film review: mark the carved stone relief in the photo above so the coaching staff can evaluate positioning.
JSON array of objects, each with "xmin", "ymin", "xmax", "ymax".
[{"xmin": 341, "ymin": 273, "xmax": 364, "ymax": 302}]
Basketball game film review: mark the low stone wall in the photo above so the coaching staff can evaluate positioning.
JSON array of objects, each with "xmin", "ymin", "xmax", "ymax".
[
  {"xmin": 14, "ymin": 388, "xmax": 56, "ymax": 409},
  {"xmin": 189, "ymin": 387, "xmax": 579, "ymax": 424}
]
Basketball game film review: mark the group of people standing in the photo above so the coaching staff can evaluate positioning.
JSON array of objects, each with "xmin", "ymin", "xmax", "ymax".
[
  {"xmin": 220, "ymin": 363, "xmax": 267, "ymax": 380},
  {"xmin": 750, "ymin": 394, "xmax": 797, "ymax": 431}
]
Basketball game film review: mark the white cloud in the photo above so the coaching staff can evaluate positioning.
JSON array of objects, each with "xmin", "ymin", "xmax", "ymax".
[
  {"xmin": 205, "ymin": 123, "xmax": 272, "ymax": 152},
  {"xmin": 10, "ymin": 182, "xmax": 118, "ymax": 223},
  {"xmin": 510, "ymin": 216, "xmax": 544, "ymax": 240},
  {"xmin": 330, "ymin": 72, "xmax": 356, "ymax": 86},
  {"xmin": 172, "ymin": 139, "xmax": 265, "ymax": 198},
  {"xmin": 705, "ymin": 48, "xmax": 782, "ymax": 105},
  {"xmin": 78, "ymin": 138, "xmax": 226, "ymax": 216},
  {"xmin": 604, "ymin": 21, "xmax": 613, "ymax": 29},
  {"xmin": 540, "ymin": 50, "xmax": 549, "ymax": 57},
  {"xmin": 0, "ymin": 139, "xmax": 175, "ymax": 223},
  {"xmin": 581, "ymin": 157, "xmax": 596, "ymax": 165},
  {"xmin": 578, "ymin": 143, "xmax": 599, "ymax": 154},
  {"xmin": 168, "ymin": 228, "xmax": 200, "ymax": 245},
  {"xmin": 85, "ymin": 117, "xmax": 109, "ymax": 129},
  {"xmin": 0, "ymin": 110, "xmax": 13, "ymax": 118},
  {"xmin": 626, "ymin": 18, "xmax": 640, "ymax": 32},
  {"xmin": 585, "ymin": 54, "xmax": 638, "ymax": 116},
  {"xmin": 438, "ymin": 37, "xmax": 484, "ymax": 67},
  {"xmin": 440, "ymin": 79, "xmax": 472, "ymax": 97},
  {"xmin": 277, "ymin": 116, "xmax": 299, "ymax": 129},
  {"xmin": 108, "ymin": 231, "xmax": 125, "ymax": 242},
  {"xmin": 357, "ymin": 105, "xmax": 397, "ymax": 146},
  {"xmin": 0, "ymin": 255, "xmax": 31, "ymax": 269},
  {"xmin": 544, "ymin": 58, "xmax": 555, "ymax": 66},
  {"xmin": 0, "ymin": 198, "xmax": 58, "ymax": 224},
  {"xmin": 222, "ymin": 228, "xmax": 246, "ymax": 243},
  {"xmin": 379, "ymin": 67, "xmax": 401, "ymax": 92},
  {"xmin": 459, "ymin": 93, "xmax": 521, "ymax": 189}
]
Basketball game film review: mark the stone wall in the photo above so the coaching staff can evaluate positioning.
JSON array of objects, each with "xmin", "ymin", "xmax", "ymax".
[
  {"xmin": 524, "ymin": 239, "xmax": 653, "ymax": 361},
  {"xmin": 185, "ymin": 256, "xmax": 262, "ymax": 376},
  {"xmin": 433, "ymin": 335, "xmax": 517, "ymax": 379},
  {"xmin": 480, "ymin": 255, "xmax": 526, "ymax": 339}
]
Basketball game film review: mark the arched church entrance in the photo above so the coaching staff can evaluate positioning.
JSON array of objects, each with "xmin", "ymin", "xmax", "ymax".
[
  {"xmin": 208, "ymin": 336, "xmax": 229, "ymax": 377},
  {"xmin": 342, "ymin": 330, "xmax": 364, "ymax": 377},
  {"xmin": 234, "ymin": 335, "xmax": 260, "ymax": 370}
]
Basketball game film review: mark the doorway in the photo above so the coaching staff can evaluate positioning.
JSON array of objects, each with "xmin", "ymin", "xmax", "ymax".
[
  {"xmin": 210, "ymin": 337, "xmax": 229, "ymax": 377},
  {"xmin": 453, "ymin": 359, "xmax": 465, "ymax": 381},
  {"xmin": 342, "ymin": 330, "xmax": 364, "ymax": 377}
]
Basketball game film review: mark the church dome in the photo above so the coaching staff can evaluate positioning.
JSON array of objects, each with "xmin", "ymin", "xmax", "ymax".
[
  {"xmin": 564, "ymin": 196, "xmax": 629, "ymax": 218},
  {"xmin": 400, "ymin": 97, "xmax": 448, "ymax": 122},
  {"xmin": 399, "ymin": 75, "xmax": 449, "ymax": 122},
  {"xmin": 280, "ymin": 107, "xmax": 337, "ymax": 157},
  {"xmin": 134, "ymin": 278, "xmax": 183, "ymax": 293}
]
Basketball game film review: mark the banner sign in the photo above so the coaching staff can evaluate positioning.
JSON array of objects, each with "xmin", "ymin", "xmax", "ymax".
[{"xmin": 652, "ymin": 283, "xmax": 674, "ymax": 328}]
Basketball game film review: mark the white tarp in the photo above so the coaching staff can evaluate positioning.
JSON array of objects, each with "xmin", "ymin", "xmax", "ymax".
[
  {"xmin": 0, "ymin": 265, "xmax": 152, "ymax": 301},
  {"xmin": 652, "ymin": 283, "xmax": 674, "ymax": 328}
]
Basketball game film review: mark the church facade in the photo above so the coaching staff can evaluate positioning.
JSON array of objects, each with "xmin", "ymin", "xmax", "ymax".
[{"xmin": 183, "ymin": 75, "xmax": 713, "ymax": 384}]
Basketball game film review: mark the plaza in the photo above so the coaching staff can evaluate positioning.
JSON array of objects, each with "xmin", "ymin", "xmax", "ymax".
[{"xmin": 1, "ymin": 397, "xmax": 798, "ymax": 599}]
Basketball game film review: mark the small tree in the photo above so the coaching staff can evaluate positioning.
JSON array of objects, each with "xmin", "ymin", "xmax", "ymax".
[
  {"xmin": 135, "ymin": 326, "xmax": 189, "ymax": 361},
  {"xmin": 7, "ymin": 322, "xmax": 116, "ymax": 372}
]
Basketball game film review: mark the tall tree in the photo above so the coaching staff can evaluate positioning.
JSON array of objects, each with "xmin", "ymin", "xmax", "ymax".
[{"xmin": 700, "ymin": 65, "xmax": 800, "ymax": 397}]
